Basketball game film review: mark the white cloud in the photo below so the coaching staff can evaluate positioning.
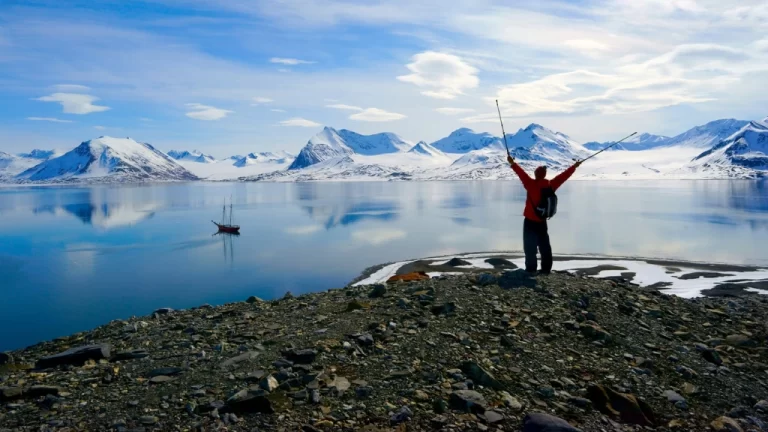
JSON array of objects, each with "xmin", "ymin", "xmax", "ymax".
[
  {"xmin": 351, "ymin": 228, "xmax": 406, "ymax": 245},
  {"xmin": 270, "ymin": 108, "xmax": 286, "ymax": 112},
  {"xmin": 26, "ymin": 117, "xmax": 73, "ymax": 123},
  {"xmin": 94, "ymin": 125, "xmax": 105, "ymax": 130},
  {"xmin": 270, "ymin": 57, "xmax": 315, "ymax": 65},
  {"xmin": 753, "ymin": 39, "xmax": 768, "ymax": 52},
  {"xmin": 185, "ymin": 103, "xmax": 233, "ymax": 121},
  {"xmin": 35, "ymin": 93, "xmax": 110, "ymax": 114},
  {"xmin": 326, "ymin": 104, "xmax": 363, "ymax": 111},
  {"xmin": 397, "ymin": 51, "xmax": 479, "ymax": 99},
  {"xmin": 139, "ymin": 117, "xmax": 152, "ymax": 122},
  {"xmin": 53, "ymin": 84, "xmax": 90, "ymax": 92},
  {"xmin": 279, "ymin": 117, "xmax": 322, "ymax": 127},
  {"xmin": 436, "ymin": 107, "xmax": 475, "ymax": 116},
  {"xmin": 284, "ymin": 225, "xmax": 322, "ymax": 235},
  {"xmin": 349, "ymin": 108, "xmax": 406, "ymax": 122},
  {"xmin": 252, "ymin": 96, "xmax": 273, "ymax": 104}
]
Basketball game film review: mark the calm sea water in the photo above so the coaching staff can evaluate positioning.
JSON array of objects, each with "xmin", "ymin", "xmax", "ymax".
[{"xmin": 1, "ymin": 180, "xmax": 767, "ymax": 350}]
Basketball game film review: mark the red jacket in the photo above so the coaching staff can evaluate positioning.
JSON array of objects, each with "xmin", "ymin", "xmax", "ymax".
[{"xmin": 511, "ymin": 163, "xmax": 576, "ymax": 222}]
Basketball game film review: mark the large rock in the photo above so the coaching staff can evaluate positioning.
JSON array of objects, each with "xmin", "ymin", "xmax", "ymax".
[
  {"xmin": 36, "ymin": 344, "xmax": 111, "ymax": 369},
  {"xmin": 580, "ymin": 323, "xmax": 612, "ymax": 342},
  {"xmin": 710, "ymin": 416, "xmax": 744, "ymax": 432},
  {"xmin": 282, "ymin": 348, "xmax": 317, "ymax": 364},
  {"xmin": 522, "ymin": 412, "xmax": 583, "ymax": 432},
  {"xmin": 225, "ymin": 389, "xmax": 274, "ymax": 414},
  {"xmin": 587, "ymin": 384, "xmax": 655, "ymax": 426},
  {"xmin": 0, "ymin": 352, "xmax": 11, "ymax": 365},
  {"xmin": 725, "ymin": 334, "xmax": 757, "ymax": 348},
  {"xmin": 0, "ymin": 387, "xmax": 24, "ymax": 401},
  {"xmin": 219, "ymin": 351, "xmax": 260, "ymax": 369},
  {"xmin": 449, "ymin": 390, "xmax": 487, "ymax": 413},
  {"xmin": 460, "ymin": 361, "xmax": 504, "ymax": 390}
]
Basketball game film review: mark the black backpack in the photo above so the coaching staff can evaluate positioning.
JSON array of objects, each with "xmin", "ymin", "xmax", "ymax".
[{"xmin": 530, "ymin": 186, "xmax": 558, "ymax": 219}]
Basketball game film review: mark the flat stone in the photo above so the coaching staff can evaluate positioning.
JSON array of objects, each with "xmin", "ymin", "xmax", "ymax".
[
  {"xmin": 726, "ymin": 334, "xmax": 757, "ymax": 348},
  {"xmin": 112, "ymin": 349, "xmax": 150, "ymax": 361},
  {"xmin": 449, "ymin": 390, "xmax": 487, "ymax": 413},
  {"xmin": 140, "ymin": 415, "xmax": 158, "ymax": 425},
  {"xmin": 710, "ymin": 416, "xmax": 744, "ymax": 432},
  {"xmin": 460, "ymin": 361, "xmax": 504, "ymax": 390},
  {"xmin": 36, "ymin": 344, "xmax": 111, "ymax": 369},
  {"xmin": 225, "ymin": 390, "xmax": 274, "ymax": 414},
  {"xmin": 149, "ymin": 375, "xmax": 174, "ymax": 384},
  {"xmin": 259, "ymin": 376, "xmax": 279, "ymax": 392},
  {"xmin": 500, "ymin": 391, "xmax": 522, "ymax": 411},
  {"xmin": 219, "ymin": 351, "xmax": 259, "ymax": 369},
  {"xmin": 482, "ymin": 410, "xmax": 504, "ymax": 424},
  {"xmin": 664, "ymin": 390, "xmax": 685, "ymax": 403},
  {"xmin": 522, "ymin": 412, "xmax": 583, "ymax": 432},
  {"xmin": 148, "ymin": 367, "xmax": 184, "ymax": 377}
]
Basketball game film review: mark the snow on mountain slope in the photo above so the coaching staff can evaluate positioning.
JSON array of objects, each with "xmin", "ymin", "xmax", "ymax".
[
  {"xmin": 18, "ymin": 136, "xmax": 197, "ymax": 182},
  {"xmin": 18, "ymin": 149, "xmax": 59, "ymax": 159},
  {"xmin": 167, "ymin": 150, "xmax": 216, "ymax": 163},
  {"xmin": 505, "ymin": 123, "xmax": 589, "ymax": 163},
  {"xmin": 429, "ymin": 128, "xmax": 502, "ymax": 154},
  {"xmin": 336, "ymin": 129, "xmax": 412, "ymax": 155},
  {"xmin": 662, "ymin": 119, "xmax": 749, "ymax": 149},
  {"xmin": 408, "ymin": 141, "xmax": 444, "ymax": 157},
  {"xmin": 685, "ymin": 121, "xmax": 768, "ymax": 177},
  {"xmin": 0, "ymin": 152, "xmax": 51, "ymax": 178},
  {"xmin": 244, "ymin": 156, "xmax": 405, "ymax": 182},
  {"xmin": 289, "ymin": 127, "xmax": 355, "ymax": 170},
  {"xmin": 233, "ymin": 151, "xmax": 294, "ymax": 167},
  {"xmin": 583, "ymin": 133, "xmax": 669, "ymax": 152}
]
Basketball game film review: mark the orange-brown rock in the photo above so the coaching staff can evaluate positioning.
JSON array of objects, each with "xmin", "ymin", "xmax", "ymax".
[
  {"xmin": 587, "ymin": 384, "xmax": 655, "ymax": 426},
  {"xmin": 710, "ymin": 416, "xmax": 744, "ymax": 432},
  {"xmin": 387, "ymin": 272, "xmax": 430, "ymax": 283}
]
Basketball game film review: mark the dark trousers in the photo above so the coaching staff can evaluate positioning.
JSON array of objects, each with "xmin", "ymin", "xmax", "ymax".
[{"xmin": 523, "ymin": 218, "xmax": 552, "ymax": 273}]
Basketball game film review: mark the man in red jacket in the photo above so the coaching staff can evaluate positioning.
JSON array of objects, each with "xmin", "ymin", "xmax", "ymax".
[{"xmin": 507, "ymin": 155, "xmax": 581, "ymax": 274}]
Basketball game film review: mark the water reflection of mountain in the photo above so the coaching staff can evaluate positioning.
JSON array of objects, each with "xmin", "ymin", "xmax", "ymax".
[
  {"xmin": 33, "ymin": 203, "xmax": 156, "ymax": 228},
  {"xmin": 302, "ymin": 201, "xmax": 399, "ymax": 229}
]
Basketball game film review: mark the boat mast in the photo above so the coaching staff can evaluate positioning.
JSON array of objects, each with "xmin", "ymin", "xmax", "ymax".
[
  {"xmin": 222, "ymin": 199, "xmax": 226, "ymax": 225},
  {"xmin": 229, "ymin": 195, "xmax": 233, "ymax": 226}
]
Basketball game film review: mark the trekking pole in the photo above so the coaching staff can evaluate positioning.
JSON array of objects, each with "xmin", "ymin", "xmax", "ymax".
[
  {"xmin": 579, "ymin": 131, "xmax": 637, "ymax": 164},
  {"xmin": 495, "ymin": 99, "xmax": 511, "ymax": 156}
]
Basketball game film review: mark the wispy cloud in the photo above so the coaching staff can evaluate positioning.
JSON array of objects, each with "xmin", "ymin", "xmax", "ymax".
[
  {"xmin": 351, "ymin": 228, "xmax": 406, "ymax": 245},
  {"xmin": 279, "ymin": 117, "xmax": 321, "ymax": 127},
  {"xmin": 270, "ymin": 57, "xmax": 315, "ymax": 65},
  {"xmin": 139, "ymin": 117, "xmax": 152, "ymax": 122},
  {"xmin": 397, "ymin": 51, "xmax": 479, "ymax": 99},
  {"xmin": 436, "ymin": 107, "xmax": 475, "ymax": 115},
  {"xmin": 349, "ymin": 108, "xmax": 406, "ymax": 122},
  {"xmin": 26, "ymin": 117, "xmax": 73, "ymax": 123},
  {"xmin": 270, "ymin": 108, "xmax": 286, "ymax": 113},
  {"xmin": 185, "ymin": 103, "xmax": 233, "ymax": 121},
  {"xmin": 284, "ymin": 225, "xmax": 323, "ymax": 235},
  {"xmin": 252, "ymin": 96, "xmax": 273, "ymax": 104},
  {"xmin": 94, "ymin": 125, "xmax": 105, "ymax": 130},
  {"xmin": 53, "ymin": 84, "xmax": 90, "ymax": 92},
  {"xmin": 34, "ymin": 93, "xmax": 110, "ymax": 114},
  {"xmin": 326, "ymin": 104, "xmax": 363, "ymax": 111}
]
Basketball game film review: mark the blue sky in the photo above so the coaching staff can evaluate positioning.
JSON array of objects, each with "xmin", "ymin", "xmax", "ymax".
[{"xmin": 1, "ymin": 0, "xmax": 767, "ymax": 156}]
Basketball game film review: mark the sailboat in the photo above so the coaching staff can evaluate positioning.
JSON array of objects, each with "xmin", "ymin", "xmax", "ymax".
[{"xmin": 212, "ymin": 198, "xmax": 240, "ymax": 234}]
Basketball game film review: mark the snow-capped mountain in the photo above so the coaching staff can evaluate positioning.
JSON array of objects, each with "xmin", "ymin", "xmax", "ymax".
[
  {"xmin": 288, "ymin": 127, "xmax": 410, "ymax": 170},
  {"xmin": 662, "ymin": 119, "xmax": 749, "ymax": 149},
  {"xmin": 504, "ymin": 123, "xmax": 589, "ymax": 164},
  {"xmin": 18, "ymin": 149, "xmax": 58, "ymax": 159},
  {"xmin": 167, "ymin": 150, "xmax": 216, "ymax": 163},
  {"xmin": 1, "ymin": 151, "xmax": 56, "ymax": 178},
  {"xmin": 429, "ymin": 128, "xmax": 502, "ymax": 154},
  {"xmin": 233, "ymin": 151, "xmax": 294, "ymax": 167},
  {"xmin": 686, "ymin": 121, "xmax": 768, "ymax": 177},
  {"xmin": 18, "ymin": 136, "xmax": 197, "ymax": 182},
  {"xmin": 408, "ymin": 141, "xmax": 446, "ymax": 157},
  {"xmin": 583, "ymin": 133, "xmax": 670, "ymax": 152}
]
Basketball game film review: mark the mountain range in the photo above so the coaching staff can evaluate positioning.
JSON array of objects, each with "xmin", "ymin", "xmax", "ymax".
[{"xmin": 2, "ymin": 117, "xmax": 766, "ymax": 183}]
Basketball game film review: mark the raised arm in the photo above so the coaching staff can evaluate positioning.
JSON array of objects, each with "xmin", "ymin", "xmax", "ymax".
[
  {"xmin": 508, "ymin": 156, "xmax": 533, "ymax": 189},
  {"xmin": 550, "ymin": 161, "xmax": 581, "ymax": 191}
]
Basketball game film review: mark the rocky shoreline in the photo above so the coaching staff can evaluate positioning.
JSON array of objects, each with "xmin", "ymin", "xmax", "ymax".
[{"xmin": 2, "ymin": 269, "xmax": 768, "ymax": 431}]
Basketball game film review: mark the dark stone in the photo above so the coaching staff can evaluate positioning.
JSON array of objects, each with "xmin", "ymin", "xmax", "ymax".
[
  {"xmin": 148, "ymin": 367, "xmax": 184, "ymax": 377},
  {"xmin": 431, "ymin": 302, "xmax": 457, "ymax": 316},
  {"xmin": 355, "ymin": 386, "xmax": 373, "ymax": 399},
  {"xmin": 245, "ymin": 370, "xmax": 267, "ymax": 382},
  {"xmin": 587, "ymin": 384, "xmax": 655, "ymax": 426},
  {"xmin": 449, "ymin": 390, "xmax": 488, "ymax": 413},
  {"xmin": 0, "ymin": 352, "xmax": 11, "ymax": 365},
  {"xmin": 26, "ymin": 386, "xmax": 61, "ymax": 398},
  {"xmin": 699, "ymin": 348, "xmax": 723, "ymax": 366},
  {"xmin": 36, "ymin": 344, "xmax": 112, "ymax": 369},
  {"xmin": 568, "ymin": 397, "xmax": 592, "ymax": 409},
  {"xmin": 112, "ymin": 349, "xmax": 149, "ymax": 361},
  {"xmin": 152, "ymin": 307, "xmax": 174, "ymax": 315},
  {"xmin": 460, "ymin": 361, "xmax": 504, "ymax": 390},
  {"xmin": 245, "ymin": 296, "xmax": 263, "ymax": 303},
  {"xmin": 482, "ymin": 410, "xmax": 504, "ymax": 424},
  {"xmin": 389, "ymin": 406, "xmax": 412, "ymax": 425},
  {"xmin": 0, "ymin": 387, "xmax": 24, "ymax": 401},
  {"xmin": 357, "ymin": 334, "xmax": 375, "ymax": 346},
  {"xmin": 522, "ymin": 412, "xmax": 583, "ymax": 432},
  {"xmin": 368, "ymin": 284, "xmax": 387, "ymax": 298},
  {"xmin": 224, "ymin": 391, "xmax": 274, "ymax": 414},
  {"xmin": 273, "ymin": 358, "xmax": 293, "ymax": 369},
  {"xmin": 446, "ymin": 258, "xmax": 472, "ymax": 267},
  {"xmin": 282, "ymin": 348, "xmax": 317, "ymax": 364}
]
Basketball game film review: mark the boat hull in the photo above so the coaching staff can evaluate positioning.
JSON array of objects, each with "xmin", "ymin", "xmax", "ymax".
[{"xmin": 212, "ymin": 221, "xmax": 240, "ymax": 234}]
